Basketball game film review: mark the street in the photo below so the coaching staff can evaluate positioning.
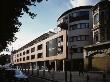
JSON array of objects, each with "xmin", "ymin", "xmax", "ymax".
[
  {"xmin": 26, "ymin": 70, "xmax": 110, "ymax": 82},
  {"xmin": 29, "ymin": 77, "xmax": 50, "ymax": 82}
]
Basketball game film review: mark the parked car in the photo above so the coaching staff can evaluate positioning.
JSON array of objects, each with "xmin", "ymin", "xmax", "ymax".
[{"xmin": 5, "ymin": 69, "xmax": 28, "ymax": 82}]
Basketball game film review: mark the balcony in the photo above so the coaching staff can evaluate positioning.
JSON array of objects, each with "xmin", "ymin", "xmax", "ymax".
[{"xmin": 57, "ymin": 22, "xmax": 68, "ymax": 30}]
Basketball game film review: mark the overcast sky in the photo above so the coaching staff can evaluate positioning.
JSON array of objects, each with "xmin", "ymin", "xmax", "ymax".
[{"xmin": 2, "ymin": 0, "xmax": 101, "ymax": 54}]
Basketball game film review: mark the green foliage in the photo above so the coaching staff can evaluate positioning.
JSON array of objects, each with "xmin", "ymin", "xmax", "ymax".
[
  {"xmin": 0, "ymin": 54, "xmax": 10, "ymax": 65},
  {"xmin": 0, "ymin": 0, "xmax": 46, "ymax": 51}
]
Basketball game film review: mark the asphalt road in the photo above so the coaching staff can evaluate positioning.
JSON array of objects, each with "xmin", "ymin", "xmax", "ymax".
[{"xmin": 29, "ymin": 76, "xmax": 50, "ymax": 82}]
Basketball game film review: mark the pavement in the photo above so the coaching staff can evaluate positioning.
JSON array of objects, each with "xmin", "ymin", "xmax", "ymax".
[{"xmin": 25, "ymin": 70, "xmax": 110, "ymax": 82}]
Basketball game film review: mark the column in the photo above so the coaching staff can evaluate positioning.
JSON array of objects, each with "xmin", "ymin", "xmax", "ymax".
[
  {"xmin": 36, "ymin": 62, "xmax": 38, "ymax": 70},
  {"xmin": 30, "ymin": 62, "xmax": 32, "ymax": 70},
  {"xmin": 55, "ymin": 60, "xmax": 57, "ymax": 71},
  {"xmin": 63, "ymin": 60, "xmax": 65, "ymax": 72}
]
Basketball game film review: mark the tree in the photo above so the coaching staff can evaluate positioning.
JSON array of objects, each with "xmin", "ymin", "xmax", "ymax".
[
  {"xmin": 0, "ymin": 0, "xmax": 47, "ymax": 52},
  {"xmin": 0, "ymin": 54, "xmax": 10, "ymax": 65}
]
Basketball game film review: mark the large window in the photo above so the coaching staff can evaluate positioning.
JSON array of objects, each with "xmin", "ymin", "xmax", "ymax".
[
  {"xmin": 46, "ymin": 38, "xmax": 58, "ymax": 57},
  {"xmin": 94, "ymin": 13, "xmax": 99, "ymax": 24}
]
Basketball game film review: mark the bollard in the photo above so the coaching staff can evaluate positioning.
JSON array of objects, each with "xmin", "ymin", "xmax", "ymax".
[
  {"xmin": 25, "ymin": 68, "xmax": 26, "ymax": 73},
  {"xmin": 37, "ymin": 69, "xmax": 39, "ymax": 76},
  {"xmin": 28, "ymin": 68, "xmax": 29, "ymax": 74},
  {"xmin": 65, "ymin": 71, "xmax": 67, "ymax": 82},
  {"xmin": 52, "ymin": 69, "xmax": 54, "ymax": 80},
  {"xmin": 87, "ymin": 74, "xmax": 89, "ymax": 82},
  {"xmin": 103, "ymin": 73, "xmax": 106, "ymax": 81},
  {"xmin": 43, "ymin": 70, "xmax": 45, "ymax": 77},
  {"xmin": 31, "ymin": 68, "xmax": 33, "ymax": 75}
]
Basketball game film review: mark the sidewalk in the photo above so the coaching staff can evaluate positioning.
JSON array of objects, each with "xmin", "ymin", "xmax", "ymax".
[{"xmin": 25, "ymin": 70, "xmax": 110, "ymax": 82}]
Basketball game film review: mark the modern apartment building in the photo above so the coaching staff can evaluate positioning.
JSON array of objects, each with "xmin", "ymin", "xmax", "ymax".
[
  {"xmin": 11, "ymin": 30, "xmax": 67, "ymax": 71},
  {"xmin": 83, "ymin": 0, "xmax": 110, "ymax": 72},
  {"xmin": 57, "ymin": 6, "xmax": 93, "ymax": 70}
]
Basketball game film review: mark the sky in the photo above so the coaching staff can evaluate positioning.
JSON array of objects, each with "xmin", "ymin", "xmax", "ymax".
[{"xmin": 2, "ymin": 0, "xmax": 101, "ymax": 54}]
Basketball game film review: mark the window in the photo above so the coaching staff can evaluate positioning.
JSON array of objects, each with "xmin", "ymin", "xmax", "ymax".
[
  {"xmin": 20, "ymin": 53, "xmax": 22, "ymax": 56},
  {"xmin": 23, "ymin": 51, "xmax": 25, "ymax": 55},
  {"xmin": 70, "ymin": 47, "xmax": 83, "ymax": 53},
  {"xmin": 31, "ymin": 55, "xmax": 35, "ymax": 59},
  {"xmin": 58, "ymin": 36, "xmax": 63, "ymax": 42},
  {"xmin": 69, "ymin": 11, "xmax": 89, "ymax": 23},
  {"xmin": 94, "ymin": 31, "xmax": 99, "ymax": 42},
  {"xmin": 94, "ymin": 13, "xmax": 99, "ymax": 24},
  {"xmin": 77, "ymin": 35, "xmax": 89, "ymax": 41},
  {"xmin": 31, "ymin": 47, "xmax": 35, "ymax": 53},
  {"xmin": 20, "ymin": 58, "xmax": 22, "ymax": 61},
  {"xmin": 57, "ymin": 46, "xmax": 63, "ymax": 54},
  {"xmin": 37, "ymin": 44, "xmax": 43, "ymax": 50},
  {"xmin": 79, "ymin": 23, "xmax": 89, "ymax": 29},
  {"xmin": 17, "ymin": 59, "xmax": 19, "ymax": 62},
  {"xmin": 79, "ymin": 11, "xmax": 89, "ymax": 17},
  {"xmin": 17, "ymin": 54, "xmax": 19, "ymax": 57},
  {"xmin": 23, "ymin": 57, "xmax": 25, "ymax": 61},
  {"xmin": 37, "ymin": 53, "xmax": 43, "ymax": 58},
  {"xmin": 77, "ymin": 47, "xmax": 83, "ymax": 53},
  {"xmin": 69, "ymin": 35, "xmax": 89, "ymax": 42},
  {"xmin": 26, "ymin": 50, "xmax": 30, "ymax": 54},
  {"xmin": 69, "ymin": 36, "xmax": 74, "ymax": 42},
  {"xmin": 69, "ymin": 24, "xmax": 78, "ymax": 30},
  {"xmin": 26, "ymin": 56, "xmax": 30, "ymax": 60},
  {"xmin": 73, "ymin": 12, "xmax": 79, "ymax": 17}
]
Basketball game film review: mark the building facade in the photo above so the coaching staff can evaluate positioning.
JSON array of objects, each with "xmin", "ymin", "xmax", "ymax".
[
  {"xmin": 83, "ymin": 0, "xmax": 110, "ymax": 72},
  {"xmin": 12, "ymin": 30, "xmax": 67, "ymax": 71},
  {"xmin": 92, "ymin": 0, "xmax": 110, "ymax": 43},
  {"xmin": 57, "ymin": 6, "xmax": 93, "ymax": 70}
]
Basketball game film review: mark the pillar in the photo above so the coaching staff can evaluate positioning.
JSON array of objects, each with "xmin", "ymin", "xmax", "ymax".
[
  {"xmin": 55, "ymin": 60, "xmax": 57, "ymax": 71},
  {"xmin": 63, "ymin": 60, "xmax": 65, "ymax": 71},
  {"xmin": 36, "ymin": 62, "xmax": 38, "ymax": 70}
]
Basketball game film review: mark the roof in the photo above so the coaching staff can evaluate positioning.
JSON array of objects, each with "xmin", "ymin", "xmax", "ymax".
[
  {"xmin": 57, "ymin": 6, "xmax": 93, "ymax": 21},
  {"xmin": 12, "ymin": 31, "xmax": 56, "ymax": 53}
]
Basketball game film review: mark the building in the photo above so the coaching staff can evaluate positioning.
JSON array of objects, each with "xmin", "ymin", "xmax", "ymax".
[
  {"xmin": 11, "ymin": 30, "xmax": 67, "ymax": 71},
  {"xmin": 11, "ymin": 6, "xmax": 94, "ymax": 71},
  {"xmin": 92, "ymin": 0, "xmax": 110, "ymax": 43},
  {"xmin": 83, "ymin": 0, "xmax": 110, "ymax": 72},
  {"xmin": 57, "ymin": 6, "xmax": 93, "ymax": 70}
]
